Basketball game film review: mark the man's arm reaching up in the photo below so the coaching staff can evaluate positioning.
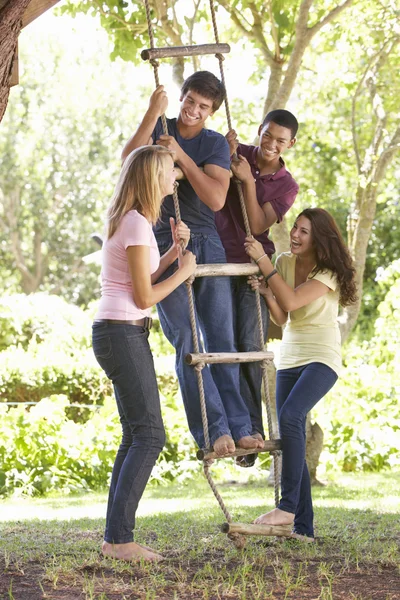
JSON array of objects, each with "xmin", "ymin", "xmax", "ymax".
[{"xmin": 121, "ymin": 86, "xmax": 167, "ymax": 163}]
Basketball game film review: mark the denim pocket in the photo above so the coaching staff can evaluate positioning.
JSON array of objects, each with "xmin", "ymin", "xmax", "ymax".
[
  {"xmin": 92, "ymin": 335, "xmax": 113, "ymax": 360},
  {"xmin": 205, "ymin": 235, "xmax": 227, "ymax": 263}
]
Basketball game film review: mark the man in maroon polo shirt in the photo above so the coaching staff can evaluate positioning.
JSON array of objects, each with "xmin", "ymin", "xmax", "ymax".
[{"xmin": 215, "ymin": 109, "xmax": 299, "ymax": 466}]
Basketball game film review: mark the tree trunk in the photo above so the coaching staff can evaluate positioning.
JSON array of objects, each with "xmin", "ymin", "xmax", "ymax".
[
  {"xmin": 0, "ymin": 0, "xmax": 32, "ymax": 124},
  {"xmin": 341, "ymin": 124, "xmax": 400, "ymax": 341}
]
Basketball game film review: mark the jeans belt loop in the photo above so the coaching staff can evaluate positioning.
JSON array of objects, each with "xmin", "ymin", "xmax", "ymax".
[{"xmin": 143, "ymin": 317, "xmax": 152, "ymax": 330}]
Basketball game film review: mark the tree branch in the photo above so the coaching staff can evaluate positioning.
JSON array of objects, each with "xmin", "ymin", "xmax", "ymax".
[
  {"xmin": 265, "ymin": 0, "xmax": 280, "ymax": 60},
  {"xmin": 217, "ymin": 0, "xmax": 275, "ymax": 65},
  {"xmin": 309, "ymin": 0, "xmax": 355, "ymax": 36},
  {"xmin": 92, "ymin": 0, "xmax": 148, "ymax": 33},
  {"xmin": 351, "ymin": 37, "xmax": 397, "ymax": 174}
]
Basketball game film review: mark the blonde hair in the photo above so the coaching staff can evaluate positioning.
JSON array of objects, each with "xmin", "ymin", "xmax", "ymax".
[{"xmin": 106, "ymin": 145, "xmax": 174, "ymax": 239}]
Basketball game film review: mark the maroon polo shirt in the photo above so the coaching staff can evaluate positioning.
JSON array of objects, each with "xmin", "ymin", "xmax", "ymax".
[{"xmin": 215, "ymin": 143, "xmax": 299, "ymax": 263}]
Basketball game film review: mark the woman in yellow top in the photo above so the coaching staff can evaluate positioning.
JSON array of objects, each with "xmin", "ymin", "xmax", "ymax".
[{"xmin": 244, "ymin": 208, "xmax": 357, "ymax": 541}]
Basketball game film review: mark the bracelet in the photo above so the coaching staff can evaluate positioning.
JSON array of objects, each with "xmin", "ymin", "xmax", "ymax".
[
  {"xmin": 255, "ymin": 253, "xmax": 267, "ymax": 264},
  {"xmin": 265, "ymin": 268, "xmax": 278, "ymax": 281}
]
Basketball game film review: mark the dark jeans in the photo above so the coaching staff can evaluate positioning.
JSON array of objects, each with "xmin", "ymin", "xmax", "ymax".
[
  {"xmin": 276, "ymin": 362, "xmax": 338, "ymax": 537},
  {"xmin": 92, "ymin": 321, "xmax": 165, "ymax": 544},
  {"xmin": 155, "ymin": 232, "xmax": 252, "ymax": 448},
  {"xmin": 231, "ymin": 275, "xmax": 269, "ymax": 438}
]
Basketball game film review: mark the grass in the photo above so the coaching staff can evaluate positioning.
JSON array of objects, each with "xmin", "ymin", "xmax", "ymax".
[{"xmin": 0, "ymin": 471, "xmax": 399, "ymax": 599}]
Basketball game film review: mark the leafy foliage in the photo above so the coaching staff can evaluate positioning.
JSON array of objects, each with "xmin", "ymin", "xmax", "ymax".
[
  {"xmin": 0, "ymin": 390, "xmax": 199, "ymax": 498},
  {"xmin": 318, "ymin": 260, "xmax": 400, "ymax": 472},
  {"xmin": 0, "ymin": 293, "xmax": 199, "ymax": 496},
  {"xmin": 0, "ymin": 294, "xmax": 108, "ymax": 406},
  {"xmin": 0, "ymin": 21, "xmax": 148, "ymax": 305}
]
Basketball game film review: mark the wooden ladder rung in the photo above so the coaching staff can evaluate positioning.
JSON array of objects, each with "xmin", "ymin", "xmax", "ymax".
[
  {"xmin": 185, "ymin": 351, "xmax": 274, "ymax": 366},
  {"xmin": 197, "ymin": 439, "xmax": 281, "ymax": 461},
  {"xmin": 194, "ymin": 263, "xmax": 260, "ymax": 278},
  {"xmin": 141, "ymin": 43, "xmax": 230, "ymax": 61},
  {"xmin": 221, "ymin": 522, "xmax": 292, "ymax": 537}
]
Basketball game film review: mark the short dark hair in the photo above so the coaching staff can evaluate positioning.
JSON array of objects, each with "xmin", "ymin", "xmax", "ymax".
[
  {"xmin": 181, "ymin": 71, "xmax": 225, "ymax": 112},
  {"xmin": 262, "ymin": 109, "xmax": 298, "ymax": 139}
]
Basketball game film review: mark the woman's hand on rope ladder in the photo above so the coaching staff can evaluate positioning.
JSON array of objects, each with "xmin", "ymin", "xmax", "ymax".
[
  {"xmin": 170, "ymin": 217, "xmax": 190, "ymax": 250},
  {"xmin": 170, "ymin": 218, "xmax": 196, "ymax": 280}
]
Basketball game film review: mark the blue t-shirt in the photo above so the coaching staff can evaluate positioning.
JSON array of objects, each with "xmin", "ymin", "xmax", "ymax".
[{"xmin": 152, "ymin": 117, "xmax": 230, "ymax": 235}]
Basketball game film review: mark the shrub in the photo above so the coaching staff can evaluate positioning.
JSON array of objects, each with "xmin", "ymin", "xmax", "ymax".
[
  {"xmin": 317, "ymin": 260, "xmax": 400, "ymax": 472},
  {"xmin": 0, "ymin": 293, "xmax": 92, "ymax": 352},
  {"xmin": 0, "ymin": 344, "xmax": 111, "ymax": 406},
  {"xmin": 0, "ymin": 388, "xmax": 199, "ymax": 498}
]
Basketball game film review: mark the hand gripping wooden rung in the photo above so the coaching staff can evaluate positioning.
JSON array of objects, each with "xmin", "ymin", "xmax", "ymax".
[
  {"xmin": 197, "ymin": 439, "xmax": 281, "ymax": 461},
  {"xmin": 194, "ymin": 263, "xmax": 260, "ymax": 278},
  {"xmin": 221, "ymin": 522, "xmax": 292, "ymax": 538},
  {"xmin": 185, "ymin": 351, "xmax": 274, "ymax": 366},
  {"xmin": 141, "ymin": 43, "xmax": 230, "ymax": 61}
]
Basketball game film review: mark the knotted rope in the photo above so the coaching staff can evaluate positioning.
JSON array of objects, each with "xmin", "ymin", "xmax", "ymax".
[
  {"xmin": 143, "ymin": 0, "xmax": 280, "ymax": 537},
  {"xmin": 209, "ymin": 0, "xmax": 280, "ymax": 506}
]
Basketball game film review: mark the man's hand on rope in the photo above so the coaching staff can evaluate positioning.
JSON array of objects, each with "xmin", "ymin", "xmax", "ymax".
[
  {"xmin": 225, "ymin": 129, "xmax": 239, "ymax": 156},
  {"xmin": 149, "ymin": 85, "xmax": 168, "ymax": 118},
  {"xmin": 231, "ymin": 155, "xmax": 253, "ymax": 184},
  {"xmin": 170, "ymin": 217, "xmax": 190, "ymax": 250},
  {"xmin": 156, "ymin": 135, "xmax": 184, "ymax": 162}
]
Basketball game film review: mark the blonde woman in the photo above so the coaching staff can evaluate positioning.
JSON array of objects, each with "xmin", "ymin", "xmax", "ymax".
[{"xmin": 92, "ymin": 146, "xmax": 196, "ymax": 562}]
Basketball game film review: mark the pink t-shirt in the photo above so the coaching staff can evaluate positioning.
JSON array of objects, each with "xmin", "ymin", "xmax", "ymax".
[{"xmin": 96, "ymin": 210, "xmax": 160, "ymax": 320}]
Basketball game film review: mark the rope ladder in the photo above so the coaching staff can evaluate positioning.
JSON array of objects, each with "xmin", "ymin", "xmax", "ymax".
[{"xmin": 143, "ymin": 0, "xmax": 290, "ymax": 547}]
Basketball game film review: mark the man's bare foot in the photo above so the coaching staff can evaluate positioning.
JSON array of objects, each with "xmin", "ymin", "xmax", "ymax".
[
  {"xmin": 213, "ymin": 434, "xmax": 235, "ymax": 456},
  {"xmin": 237, "ymin": 435, "xmax": 265, "ymax": 450},
  {"xmin": 102, "ymin": 541, "xmax": 164, "ymax": 562},
  {"xmin": 253, "ymin": 508, "xmax": 294, "ymax": 526}
]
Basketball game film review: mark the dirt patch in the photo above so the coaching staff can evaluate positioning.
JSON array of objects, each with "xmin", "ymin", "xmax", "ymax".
[{"xmin": 1, "ymin": 556, "xmax": 399, "ymax": 600}]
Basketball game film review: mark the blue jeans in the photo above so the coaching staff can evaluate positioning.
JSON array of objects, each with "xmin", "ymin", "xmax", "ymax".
[
  {"xmin": 231, "ymin": 276, "xmax": 269, "ymax": 438},
  {"xmin": 276, "ymin": 362, "xmax": 338, "ymax": 537},
  {"xmin": 92, "ymin": 321, "xmax": 165, "ymax": 544},
  {"xmin": 156, "ymin": 232, "xmax": 252, "ymax": 448}
]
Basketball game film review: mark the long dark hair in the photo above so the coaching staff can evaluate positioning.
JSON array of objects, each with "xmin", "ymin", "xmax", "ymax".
[{"xmin": 297, "ymin": 208, "xmax": 358, "ymax": 307}]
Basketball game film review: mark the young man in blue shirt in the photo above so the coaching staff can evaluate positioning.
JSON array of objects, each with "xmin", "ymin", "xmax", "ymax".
[{"xmin": 122, "ymin": 71, "xmax": 263, "ymax": 457}]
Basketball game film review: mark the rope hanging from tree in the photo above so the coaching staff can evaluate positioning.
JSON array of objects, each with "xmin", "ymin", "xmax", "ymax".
[{"xmin": 142, "ymin": 0, "xmax": 281, "ymax": 543}]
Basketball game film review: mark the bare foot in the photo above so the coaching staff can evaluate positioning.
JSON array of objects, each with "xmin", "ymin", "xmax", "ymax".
[
  {"xmin": 213, "ymin": 434, "xmax": 235, "ymax": 456},
  {"xmin": 102, "ymin": 541, "xmax": 164, "ymax": 562},
  {"xmin": 236, "ymin": 435, "xmax": 265, "ymax": 450},
  {"xmin": 253, "ymin": 508, "xmax": 294, "ymax": 526}
]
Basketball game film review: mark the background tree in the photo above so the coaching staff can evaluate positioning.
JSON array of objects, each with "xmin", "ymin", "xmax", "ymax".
[
  {"xmin": 0, "ymin": 0, "xmax": 31, "ymax": 123},
  {"xmin": 0, "ymin": 19, "xmax": 150, "ymax": 305}
]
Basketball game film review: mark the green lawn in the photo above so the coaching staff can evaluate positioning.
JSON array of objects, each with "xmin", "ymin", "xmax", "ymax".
[{"xmin": 1, "ymin": 472, "xmax": 399, "ymax": 599}]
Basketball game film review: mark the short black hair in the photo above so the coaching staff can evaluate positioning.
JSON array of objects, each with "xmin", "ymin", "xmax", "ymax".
[
  {"xmin": 262, "ymin": 109, "xmax": 298, "ymax": 139},
  {"xmin": 181, "ymin": 71, "xmax": 225, "ymax": 112}
]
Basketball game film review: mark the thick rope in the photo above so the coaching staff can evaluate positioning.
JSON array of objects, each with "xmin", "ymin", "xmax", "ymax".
[
  {"xmin": 143, "ymin": 0, "xmax": 211, "ymax": 455},
  {"xmin": 144, "ymin": 0, "xmax": 181, "ymax": 222},
  {"xmin": 143, "ymin": 0, "xmax": 279, "ymax": 526},
  {"xmin": 209, "ymin": 0, "xmax": 280, "ymax": 507}
]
